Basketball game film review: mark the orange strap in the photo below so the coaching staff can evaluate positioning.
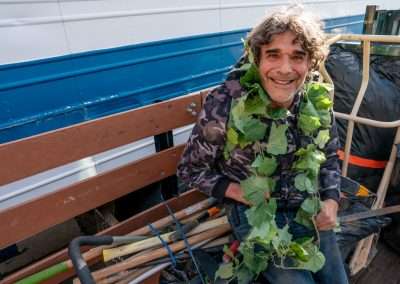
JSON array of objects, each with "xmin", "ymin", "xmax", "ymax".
[{"xmin": 337, "ymin": 150, "xmax": 387, "ymax": 169}]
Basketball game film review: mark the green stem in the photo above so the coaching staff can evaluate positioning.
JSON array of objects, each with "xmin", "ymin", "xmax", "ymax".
[{"xmin": 16, "ymin": 262, "xmax": 69, "ymax": 284}]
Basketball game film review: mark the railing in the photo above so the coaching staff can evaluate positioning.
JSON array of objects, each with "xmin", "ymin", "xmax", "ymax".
[{"xmin": 321, "ymin": 33, "xmax": 400, "ymax": 275}]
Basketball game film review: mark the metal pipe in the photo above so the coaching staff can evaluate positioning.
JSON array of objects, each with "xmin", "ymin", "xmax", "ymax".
[
  {"xmin": 335, "ymin": 112, "xmax": 400, "ymax": 128},
  {"xmin": 328, "ymin": 33, "xmax": 400, "ymax": 44}
]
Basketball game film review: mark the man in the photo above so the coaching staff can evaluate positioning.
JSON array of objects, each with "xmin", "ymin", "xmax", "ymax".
[{"xmin": 177, "ymin": 6, "xmax": 348, "ymax": 284}]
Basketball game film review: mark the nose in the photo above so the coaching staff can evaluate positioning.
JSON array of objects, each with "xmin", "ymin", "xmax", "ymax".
[{"xmin": 278, "ymin": 56, "xmax": 293, "ymax": 74}]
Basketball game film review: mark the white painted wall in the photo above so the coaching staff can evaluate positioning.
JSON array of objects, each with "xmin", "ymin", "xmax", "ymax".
[{"xmin": 1, "ymin": 0, "xmax": 399, "ymax": 64}]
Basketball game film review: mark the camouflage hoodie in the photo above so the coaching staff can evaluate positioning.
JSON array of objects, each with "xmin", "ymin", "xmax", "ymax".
[{"xmin": 177, "ymin": 67, "xmax": 341, "ymax": 209}]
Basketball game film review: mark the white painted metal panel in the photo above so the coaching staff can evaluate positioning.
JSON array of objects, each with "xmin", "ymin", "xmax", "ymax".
[
  {"xmin": 0, "ymin": 1, "xmax": 61, "ymax": 20},
  {"xmin": 0, "ymin": 23, "xmax": 70, "ymax": 64},
  {"xmin": 1, "ymin": 0, "xmax": 399, "ymax": 64},
  {"xmin": 60, "ymin": 1, "xmax": 220, "ymax": 53},
  {"xmin": 0, "ymin": 2, "xmax": 69, "ymax": 64},
  {"xmin": 173, "ymin": 124, "xmax": 194, "ymax": 146}
]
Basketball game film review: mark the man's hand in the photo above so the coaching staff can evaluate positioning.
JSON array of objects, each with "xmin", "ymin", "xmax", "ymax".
[{"xmin": 315, "ymin": 199, "xmax": 339, "ymax": 231}]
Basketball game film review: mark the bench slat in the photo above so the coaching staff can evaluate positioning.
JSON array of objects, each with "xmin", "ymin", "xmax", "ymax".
[
  {"xmin": 0, "ymin": 94, "xmax": 201, "ymax": 186},
  {"xmin": 0, "ymin": 145, "xmax": 185, "ymax": 249}
]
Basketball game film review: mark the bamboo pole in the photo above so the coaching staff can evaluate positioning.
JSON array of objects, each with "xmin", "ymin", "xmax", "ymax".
[
  {"xmin": 126, "ymin": 236, "xmax": 231, "ymax": 284},
  {"xmin": 92, "ymin": 224, "xmax": 231, "ymax": 281},
  {"xmin": 74, "ymin": 248, "xmax": 157, "ymax": 284},
  {"xmin": 124, "ymin": 198, "xmax": 216, "ymax": 237},
  {"xmin": 97, "ymin": 268, "xmax": 151, "ymax": 284},
  {"xmin": 103, "ymin": 216, "xmax": 228, "ymax": 261},
  {"xmin": 123, "ymin": 263, "xmax": 170, "ymax": 284},
  {"xmin": 15, "ymin": 198, "xmax": 215, "ymax": 284}
]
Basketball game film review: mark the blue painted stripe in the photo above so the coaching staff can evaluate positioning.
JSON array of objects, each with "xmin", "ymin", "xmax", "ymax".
[
  {"xmin": 0, "ymin": 42, "xmax": 241, "ymax": 91},
  {"xmin": 0, "ymin": 15, "xmax": 364, "ymax": 143}
]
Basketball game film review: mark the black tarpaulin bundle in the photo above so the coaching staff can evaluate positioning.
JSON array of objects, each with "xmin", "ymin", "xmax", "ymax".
[
  {"xmin": 325, "ymin": 45, "xmax": 400, "ymax": 192},
  {"xmin": 326, "ymin": 44, "xmax": 400, "ymax": 255}
]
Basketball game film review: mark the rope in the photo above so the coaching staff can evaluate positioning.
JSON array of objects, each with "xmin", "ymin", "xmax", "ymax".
[
  {"xmin": 165, "ymin": 204, "xmax": 206, "ymax": 284},
  {"xmin": 147, "ymin": 223, "xmax": 177, "ymax": 267}
]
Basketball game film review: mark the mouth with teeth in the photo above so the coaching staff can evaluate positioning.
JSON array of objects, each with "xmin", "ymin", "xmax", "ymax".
[{"xmin": 270, "ymin": 78, "xmax": 296, "ymax": 86}]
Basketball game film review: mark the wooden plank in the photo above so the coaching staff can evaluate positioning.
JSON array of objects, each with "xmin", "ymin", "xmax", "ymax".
[
  {"xmin": 0, "ymin": 93, "xmax": 201, "ymax": 186},
  {"xmin": 0, "ymin": 145, "xmax": 185, "ymax": 249},
  {"xmin": 2, "ymin": 190, "xmax": 206, "ymax": 284}
]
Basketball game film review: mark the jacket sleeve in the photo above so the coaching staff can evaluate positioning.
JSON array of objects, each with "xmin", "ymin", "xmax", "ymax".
[
  {"xmin": 319, "ymin": 112, "xmax": 341, "ymax": 204},
  {"xmin": 177, "ymin": 89, "xmax": 233, "ymax": 202}
]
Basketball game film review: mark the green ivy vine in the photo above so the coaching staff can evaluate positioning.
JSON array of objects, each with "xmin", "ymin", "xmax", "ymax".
[{"xmin": 216, "ymin": 53, "xmax": 334, "ymax": 282}]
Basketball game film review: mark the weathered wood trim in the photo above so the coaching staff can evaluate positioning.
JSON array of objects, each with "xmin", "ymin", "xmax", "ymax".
[
  {"xmin": 0, "ymin": 145, "xmax": 186, "ymax": 249},
  {"xmin": 1, "ymin": 190, "xmax": 205, "ymax": 284},
  {"xmin": 0, "ymin": 94, "xmax": 201, "ymax": 186}
]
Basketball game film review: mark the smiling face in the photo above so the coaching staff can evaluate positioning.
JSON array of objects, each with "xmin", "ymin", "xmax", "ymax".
[{"xmin": 258, "ymin": 31, "xmax": 311, "ymax": 108}]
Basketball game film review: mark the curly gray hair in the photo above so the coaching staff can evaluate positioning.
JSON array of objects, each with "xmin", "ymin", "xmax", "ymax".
[{"xmin": 247, "ymin": 5, "xmax": 329, "ymax": 70}]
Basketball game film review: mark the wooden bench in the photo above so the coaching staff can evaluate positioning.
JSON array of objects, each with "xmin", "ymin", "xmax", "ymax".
[{"xmin": 0, "ymin": 91, "xmax": 209, "ymax": 283}]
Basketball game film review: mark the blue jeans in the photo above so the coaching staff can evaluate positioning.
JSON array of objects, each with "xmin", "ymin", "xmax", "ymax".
[{"xmin": 227, "ymin": 204, "xmax": 349, "ymax": 284}]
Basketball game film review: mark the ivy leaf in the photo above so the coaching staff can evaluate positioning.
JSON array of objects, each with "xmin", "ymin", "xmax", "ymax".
[
  {"xmin": 238, "ymin": 133, "xmax": 252, "ymax": 148},
  {"xmin": 238, "ymin": 62, "xmax": 252, "ymax": 72},
  {"xmin": 295, "ymin": 197, "xmax": 321, "ymax": 229},
  {"xmin": 307, "ymin": 82, "xmax": 333, "ymax": 111},
  {"xmin": 236, "ymin": 265, "xmax": 254, "ymax": 284},
  {"xmin": 266, "ymin": 106, "xmax": 289, "ymax": 120},
  {"xmin": 289, "ymin": 242, "xmax": 310, "ymax": 262},
  {"xmin": 241, "ymin": 176, "xmax": 275, "ymax": 206},
  {"xmin": 245, "ymin": 94, "xmax": 267, "ymax": 115},
  {"xmin": 227, "ymin": 127, "xmax": 239, "ymax": 145},
  {"xmin": 247, "ymin": 221, "xmax": 273, "ymax": 240},
  {"xmin": 294, "ymin": 209, "xmax": 314, "ymax": 229},
  {"xmin": 271, "ymin": 224, "xmax": 292, "ymax": 251},
  {"xmin": 240, "ymin": 64, "xmax": 260, "ymax": 87},
  {"xmin": 241, "ymin": 243, "xmax": 269, "ymax": 275},
  {"xmin": 318, "ymin": 109, "xmax": 332, "ymax": 128},
  {"xmin": 314, "ymin": 129, "xmax": 330, "ymax": 149},
  {"xmin": 306, "ymin": 82, "xmax": 332, "ymax": 101},
  {"xmin": 223, "ymin": 141, "xmax": 236, "ymax": 159},
  {"xmin": 245, "ymin": 199, "xmax": 277, "ymax": 227},
  {"xmin": 231, "ymin": 97, "xmax": 247, "ymax": 132},
  {"xmin": 295, "ymin": 242, "xmax": 326, "ymax": 273},
  {"xmin": 257, "ymin": 85, "xmax": 270, "ymax": 104},
  {"xmin": 241, "ymin": 117, "xmax": 267, "ymax": 141},
  {"xmin": 315, "ymin": 96, "xmax": 333, "ymax": 110},
  {"xmin": 267, "ymin": 122, "xmax": 288, "ymax": 155},
  {"xmin": 293, "ymin": 145, "xmax": 326, "ymax": 177},
  {"xmin": 301, "ymin": 196, "xmax": 322, "ymax": 214},
  {"xmin": 277, "ymin": 224, "xmax": 292, "ymax": 246},
  {"xmin": 301, "ymin": 98, "xmax": 320, "ymax": 117},
  {"xmin": 215, "ymin": 262, "xmax": 234, "ymax": 280},
  {"xmin": 298, "ymin": 114, "xmax": 321, "ymax": 136},
  {"xmin": 294, "ymin": 174, "xmax": 316, "ymax": 193},
  {"xmin": 251, "ymin": 155, "xmax": 277, "ymax": 176}
]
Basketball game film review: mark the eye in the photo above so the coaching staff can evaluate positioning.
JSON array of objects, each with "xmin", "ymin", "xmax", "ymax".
[
  {"xmin": 292, "ymin": 54, "xmax": 306, "ymax": 62},
  {"xmin": 265, "ymin": 53, "xmax": 279, "ymax": 59}
]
